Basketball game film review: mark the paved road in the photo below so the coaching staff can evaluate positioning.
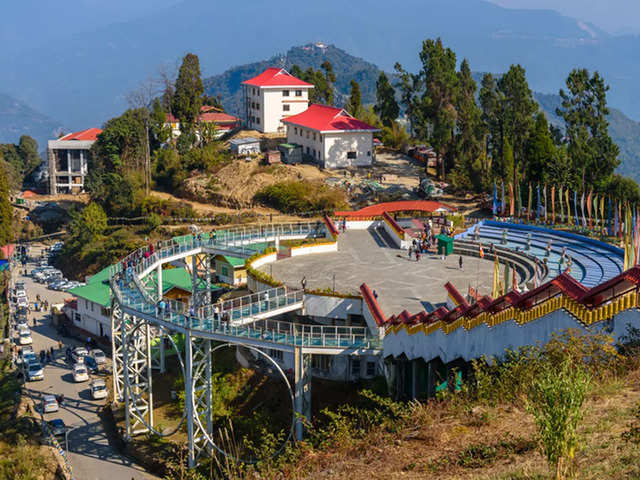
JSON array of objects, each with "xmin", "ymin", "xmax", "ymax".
[{"xmin": 12, "ymin": 245, "xmax": 158, "ymax": 480}]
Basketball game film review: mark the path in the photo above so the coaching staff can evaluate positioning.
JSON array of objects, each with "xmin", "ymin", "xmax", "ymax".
[{"xmin": 14, "ymin": 244, "xmax": 158, "ymax": 480}]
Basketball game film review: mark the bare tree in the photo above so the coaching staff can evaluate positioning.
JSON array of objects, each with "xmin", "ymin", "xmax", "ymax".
[{"xmin": 126, "ymin": 78, "xmax": 156, "ymax": 195}]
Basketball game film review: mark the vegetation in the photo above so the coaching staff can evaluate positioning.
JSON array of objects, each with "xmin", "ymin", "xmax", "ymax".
[
  {"xmin": 0, "ymin": 135, "xmax": 41, "ymax": 190},
  {"xmin": 345, "ymin": 79, "xmax": 362, "ymax": 116},
  {"xmin": 0, "ymin": 160, "xmax": 12, "ymax": 246},
  {"xmin": 254, "ymin": 180, "xmax": 348, "ymax": 213},
  {"xmin": 290, "ymin": 61, "xmax": 336, "ymax": 106}
]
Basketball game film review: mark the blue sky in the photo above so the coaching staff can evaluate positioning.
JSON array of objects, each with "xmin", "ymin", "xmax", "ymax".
[{"xmin": 489, "ymin": 0, "xmax": 640, "ymax": 34}]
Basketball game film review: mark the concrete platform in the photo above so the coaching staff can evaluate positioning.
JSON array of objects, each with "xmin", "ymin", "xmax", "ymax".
[{"xmin": 260, "ymin": 230, "xmax": 501, "ymax": 317}]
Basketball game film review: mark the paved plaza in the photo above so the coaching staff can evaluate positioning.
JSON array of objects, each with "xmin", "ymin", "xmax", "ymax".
[{"xmin": 262, "ymin": 230, "xmax": 500, "ymax": 316}]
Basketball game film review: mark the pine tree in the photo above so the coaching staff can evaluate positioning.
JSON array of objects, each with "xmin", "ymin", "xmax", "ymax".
[
  {"xmin": 557, "ymin": 69, "xmax": 620, "ymax": 190},
  {"xmin": 417, "ymin": 38, "xmax": 459, "ymax": 180},
  {"xmin": 455, "ymin": 59, "xmax": 484, "ymax": 189},
  {"xmin": 394, "ymin": 63, "xmax": 418, "ymax": 135},
  {"xmin": 479, "ymin": 73, "xmax": 501, "ymax": 165},
  {"xmin": 525, "ymin": 113, "xmax": 557, "ymax": 185},
  {"xmin": 374, "ymin": 72, "xmax": 399, "ymax": 127},
  {"xmin": 172, "ymin": 53, "xmax": 204, "ymax": 128},
  {"xmin": 320, "ymin": 61, "xmax": 336, "ymax": 106},
  {"xmin": 345, "ymin": 80, "xmax": 362, "ymax": 116}
]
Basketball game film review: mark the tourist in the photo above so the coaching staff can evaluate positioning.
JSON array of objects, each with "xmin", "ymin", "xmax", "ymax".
[
  {"xmin": 373, "ymin": 290, "xmax": 378, "ymax": 299},
  {"xmin": 214, "ymin": 303, "xmax": 220, "ymax": 322},
  {"xmin": 459, "ymin": 256, "xmax": 463, "ymax": 270},
  {"xmin": 416, "ymin": 250, "xmax": 421, "ymax": 261},
  {"xmin": 301, "ymin": 276, "xmax": 307, "ymax": 290},
  {"xmin": 157, "ymin": 300, "xmax": 166, "ymax": 317}
]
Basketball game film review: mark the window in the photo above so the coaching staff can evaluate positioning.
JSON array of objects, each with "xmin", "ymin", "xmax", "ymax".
[
  {"xmin": 269, "ymin": 349, "xmax": 283, "ymax": 361},
  {"xmin": 294, "ymin": 127, "xmax": 298, "ymax": 135},
  {"xmin": 295, "ymin": 90, "xmax": 302, "ymax": 97},
  {"xmin": 312, "ymin": 149, "xmax": 316, "ymax": 158},
  {"xmin": 367, "ymin": 151, "xmax": 371, "ymax": 156},
  {"xmin": 282, "ymin": 90, "xmax": 290, "ymax": 96},
  {"xmin": 306, "ymin": 147, "xmax": 310, "ymax": 154},
  {"xmin": 312, "ymin": 355, "xmax": 331, "ymax": 371},
  {"xmin": 85, "ymin": 299, "xmax": 88, "ymax": 309},
  {"xmin": 347, "ymin": 151, "xmax": 357, "ymax": 159},
  {"xmin": 351, "ymin": 359, "xmax": 361, "ymax": 376},
  {"xmin": 283, "ymin": 104, "xmax": 290, "ymax": 112},
  {"xmin": 253, "ymin": 88, "xmax": 257, "ymax": 95},
  {"xmin": 306, "ymin": 131, "xmax": 310, "ymax": 139},
  {"xmin": 313, "ymin": 132, "xmax": 316, "ymax": 141},
  {"xmin": 366, "ymin": 362, "xmax": 376, "ymax": 376},
  {"xmin": 91, "ymin": 302, "xmax": 94, "ymax": 312},
  {"xmin": 221, "ymin": 266, "xmax": 228, "ymax": 277}
]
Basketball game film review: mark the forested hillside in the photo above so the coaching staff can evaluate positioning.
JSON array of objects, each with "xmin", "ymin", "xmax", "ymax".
[{"xmin": 205, "ymin": 44, "xmax": 640, "ymax": 184}]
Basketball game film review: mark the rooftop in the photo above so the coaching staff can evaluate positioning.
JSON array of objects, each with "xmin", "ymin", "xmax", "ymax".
[
  {"xmin": 58, "ymin": 128, "xmax": 102, "ymax": 142},
  {"xmin": 242, "ymin": 67, "xmax": 314, "ymax": 88},
  {"xmin": 282, "ymin": 104, "xmax": 379, "ymax": 133},
  {"xmin": 335, "ymin": 200, "xmax": 457, "ymax": 217},
  {"xmin": 165, "ymin": 110, "xmax": 240, "ymax": 126},
  {"xmin": 230, "ymin": 137, "xmax": 260, "ymax": 145}
]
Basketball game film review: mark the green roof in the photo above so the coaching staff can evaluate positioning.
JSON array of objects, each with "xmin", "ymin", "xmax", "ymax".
[
  {"xmin": 156, "ymin": 268, "xmax": 193, "ymax": 293},
  {"xmin": 216, "ymin": 255, "xmax": 246, "ymax": 268},
  {"xmin": 69, "ymin": 283, "xmax": 111, "ymax": 308},
  {"xmin": 87, "ymin": 266, "xmax": 111, "ymax": 284}
]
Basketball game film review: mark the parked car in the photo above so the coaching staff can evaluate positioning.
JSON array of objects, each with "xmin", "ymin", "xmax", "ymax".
[
  {"xmin": 71, "ymin": 347, "xmax": 88, "ymax": 363},
  {"xmin": 90, "ymin": 379, "xmax": 108, "ymax": 400},
  {"xmin": 49, "ymin": 418, "xmax": 66, "ymax": 436},
  {"xmin": 15, "ymin": 314, "xmax": 28, "ymax": 326},
  {"xmin": 19, "ymin": 330, "xmax": 33, "ymax": 345},
  {"xmin": 19, "ymin": 345, "xmax": 34, "ymax": 357},
  {"xmin": 84, "ymin": 355, "xmax": 98, "ymax": 373},
  {"xmin": 92, "ymin": 349, "xmax": 107, "ymax": 365},
  {"xmin": 42, "ymin": 394, "xmax": 59, "ymax": 413},
  {"xmin": 72, "ymin": 364, "xmax": 89, "ymax": 382},
  {"xmin": 22, "ymin": 353, "xmax": 38, "ymax": 366},
  {"xmin": 27, "ymin": 362, "xmax": 44, "ymax": 381},
  {"xmin": 17, "ymin": 298, "xmax": 29, "ymax": 309}
]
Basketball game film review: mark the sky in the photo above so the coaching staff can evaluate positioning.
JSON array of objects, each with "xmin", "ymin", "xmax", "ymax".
[{"xmin": 489, "ymin": 0, "xmax": 640, "ymax": 34}]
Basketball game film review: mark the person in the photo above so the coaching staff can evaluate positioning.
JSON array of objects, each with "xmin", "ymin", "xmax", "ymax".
[
  {"xmin": 301, "ymin": 276, "xmax": 307, "ymax": 290},
  {"xmin": 214, "ymin": 303, "xmax": 220, "ymax": 322},
  {"xmin": 459, "ymin": 255, "xmax": 463, "ymax": 270},
  {"xmin": 373, "ymin": 289, "xmax": 378, "ymax": 299},
  {"xmin": 416, "ymin": 250, "xmax": 421, "ymax": 261},
  {"xmin": 58, "ymin": 339, "xmax": 63, "ymax": 350},
  {"xmin": 157, "ymin": 300, "xmax": 166, "ymax": 316}
]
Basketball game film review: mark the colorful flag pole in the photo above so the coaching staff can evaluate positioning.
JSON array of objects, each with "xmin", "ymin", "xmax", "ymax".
[
  {"xmin": 501, "ymin": 181, "xmax": 506, "ymax": 217},
  {"xmin": 608, "ymin": 196, "xmax": 613, "ymax": 236},
  {"xmin": 574, "ymin": 190, "xmax": 579, "ymax": 226},
  {"xmin": 536, "ymin": 184, "xmax": 541, "ymax": 222},
  {"xmin": 587, "ymin": 189, "xmax": 593, "ymax": 228},
  {"xmin": 551, "ymin": 185, "xmax": 556, "ymax": 225},
  {"xmin": 543, "ymin": 184, "xmax": 548, "ymax": 223},
  {"xmin": 504, "ymin": 261, "xmax": 511, "ymax": 293},
  {"xmin": 509, "ymin": 182, "xmax": 515, "ymax": 217},
  {"xmin": 528, "ymin": 183, "xmax": 533, "ymax": 222},
  {"xmin": 492, "ymin": 182, "xmax": 497, "ymax": 216},
  {"xmin": 581, "ymin": 191, "xmax": 587, "ymax": 228},
  {"xmin": 566, "ymin": 188, "xmax": 571, "ymax": 225}
]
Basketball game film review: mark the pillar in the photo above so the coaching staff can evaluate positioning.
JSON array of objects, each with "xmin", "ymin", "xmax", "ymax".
[
  {"xmin": 145, "ymin": 321, "xmax": 154, "ymax": 430},
  {"xmin": 185, "ymin": 330, "xmax": 196, "ymax": 467},
  {"xmin": 294, "ymin": 347, "xmax": 311, "ymax": 441},
  {"xmin": 156, "ymin": 264, "xmax": 163, "ymax": 301}
]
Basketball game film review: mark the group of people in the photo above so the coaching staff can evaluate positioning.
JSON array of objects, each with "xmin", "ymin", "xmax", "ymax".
[{"xmin": 408, "ymin": 220, "xmax": 437, "ymax": 261}]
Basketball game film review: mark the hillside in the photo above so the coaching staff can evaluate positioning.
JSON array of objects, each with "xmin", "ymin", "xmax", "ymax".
[
  {"xmin": 204, "ymin": 44, "xmax": 640, "ymax": 184},
  {"xmin": 0, "ymin": 92, "xmax": 62, "ymax": 150},
  {"xmin": 203, "ymin": 43, "xmax": 380, "ymax": 116},
  {"xmin": 5, "ymin": 0, "xmax": 640, "ymax": 128}
]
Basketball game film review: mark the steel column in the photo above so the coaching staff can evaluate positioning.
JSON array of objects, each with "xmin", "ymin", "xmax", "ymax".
[{"xmin": 294, "ymin": 347, "xmax": 311, "ymax": 441}]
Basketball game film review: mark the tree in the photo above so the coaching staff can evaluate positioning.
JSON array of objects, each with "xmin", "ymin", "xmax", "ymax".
[
  {"xmin": 606, "ymin": 174, "xmax": 640, "ymax": 203},
  {"xmin": 172, "ymin": 53, "xmax": 204, "ymax": 135},
  {"xmin": 417, "ymin": 38, "xmax": 459, "ymax": 180},
  {"xmin": 0, "ymin": 158, "xmax": 12, "ymax": 246},
  {"xmin": 297, "ymin": 62, "xmax": 336, "ymax": 105},
  {"xmin": 69, "ymin": 202, "xmax": 107, "ymax": 243},
  {"xmin": 557, "ymin": 69, "xmax": 620, "ymax": 191},
  {"xmin": 454, "ymin": 59, "xmax": 484, "ymax": 189},
  {"xmin": 494, "ymin": 137, "xmax": 514, "ymax": 182},
  {"xmin": 345, "ymin": 80, "xmax": 362, "ymax": 116},
  {"xmin": 525, "ymin": 113, "xmax": 558, "ymax": 185},
  {"xmin": 320, "ymin": 61, "xmax": 336, "ymax": 106},
  {"xmin": 374, "ymin": 72, "xmax": 399, "ymax": 127},
  {"xmin": 394, "ymin": 62, "xmax": 419, "ymax": 135},
  {"xmin": 498, "ymin": 64, "xmax": 538, "ymax": 187},
  {"xmin": 479, "ymin": 73, "xmax": 501, "ymax": 171},
  {"xmin": 127, "ymin": 79, "xmax": 156, "ymax": 195},
  {"xmin": 17, "ymin": 135, "xmax": 40, "ymax": 175}
]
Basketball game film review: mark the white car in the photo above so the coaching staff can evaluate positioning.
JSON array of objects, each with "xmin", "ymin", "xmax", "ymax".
[
  {"xmin": 90, "ymin": 379, "xmax": 108, "ymax": 400},
  {"xmin": 18, "ymin": 331, "xmax": 33, "ymax": 345},
  {"xmin": 42, "ymin": 394, "xmax": 59, "ymax": 413},
  {"xmin": 27, "ymin": 362, "xmax": 44, "ymax": 381},
  {"xmin": 92, "ymin": 349, "xmax": 107, "ymax": 365},
  {"xmin": 71, "ymin": 347, "xmax": 88, "ymax": 363},
  {"xmin": 72, "ymin": 364, "xmax": 89, "ymax": 382},
  {"xmin": 17, "ymin": 298, "xmax": 29, "ymax": 309}
]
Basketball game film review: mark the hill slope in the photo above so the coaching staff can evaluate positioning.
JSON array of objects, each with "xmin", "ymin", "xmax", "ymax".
[
  {"xmin": 205, "ymin": 44, "xmax": 640, "ymax": 184},
  {"xmin": 0, "ymin": 93, "xmax": 63, "ymax": 150},
  {"xmin": 5, "ymin": 0, "xmax": 640, "ymax": 128}
]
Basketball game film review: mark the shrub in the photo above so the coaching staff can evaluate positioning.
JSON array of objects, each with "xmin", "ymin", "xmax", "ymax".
[
  {"xmin": 526, "ymin": 360, "xmax": 591, "ymax": 479},
  {"xmin": 254, "ymin": 180, "xmax": 348, "ymax": 214}
]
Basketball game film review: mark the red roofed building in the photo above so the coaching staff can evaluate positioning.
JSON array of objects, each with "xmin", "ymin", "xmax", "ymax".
[
  {"xmin": 47, "ymin": 128, "xmax": 102, "ymax": 195},
  {"xmin": 282, "ymin": 104, "xmax": 379, "ymax": 168},
  {"xmin": 164, "ymin": 106, "xmax": 241, "ymax": 139},
  {"xmin": 241, "ymin": 68, "xmax": 314, "ymax": 133}
]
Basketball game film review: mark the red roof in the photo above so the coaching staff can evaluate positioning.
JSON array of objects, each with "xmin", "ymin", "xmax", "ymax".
[
  {"xmin": 59, "ymin": 128, "xmax": 102, "ymax": 141},
  {"xmin": 165, "ymin": 111, "xmax": 241, "ymax": 127},
  {"xmin": 282, "ymin": 104, "xmax": 379, "ymax": 132},
  {"xmin": 335, "ymin": 200, "xmax": 457, "ymax": 217},
  {"xmin": 242, "ymin": 68, "xmax": 314, "ymax": 88}
]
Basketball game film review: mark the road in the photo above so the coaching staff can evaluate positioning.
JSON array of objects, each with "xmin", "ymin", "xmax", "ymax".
[{"xmin": 13, "ymin": 245, "xmax": 158, "ymax": 480}]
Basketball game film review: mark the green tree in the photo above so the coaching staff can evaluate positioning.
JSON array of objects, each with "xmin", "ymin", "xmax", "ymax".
[
  {"xmin": 557, "ymin": 69, "xmax": 620, "ymax": 190},
  {"xmin": 605, "ymin": 174, "xmax": 640, "ymax": 203},
  {"xmin": 297, "ymin": 62, "xmax": 336, "ymax": 105},
  {"xmin": 498, "ymin": 64, "xmax": 538, "ymax": 187},
  {"xmin": 0, "ymin": 158, "xmax": 12, "ymax": 246},
  {"xmin": 494, "ymin": 137, "xmax": 514, "ymax": 182},
  {"xmin": 345, "ymin": 80, "xmax": 362, "ymax": 116},
  {"xmin": 479, "ymin": 73, "xmax": 501, "ymax": 173},
  {"xmin": 320, "ymin": 61, "xmax": 336, "ymax": 105},
  {"xmin": 525, "ymin": 113, "xmax": 558, "ymax": 185},
  {"xmin": 454, "ymin": 59, "xmax": 484, "ymax": 190},
  {"xmin": 17, "ymin": 135, "xmax": 41, "ymax": 175},
  {"xmin": 69, "ymin": 202, "xmax": 107, "ymax": 243},
  {"xmin": 172, "ymin": 53, "xmax": 204, "ymax": 141},
  {"xmin": 374, "ymin": 72, "xmax": 399, "ymax": 127},
  {"xmin": 417, "ymin": 38, "xmax": 459, "ymax": 180},
  {"xmin": 394, "ymin": 62, "xmax": 419, "ymax": 135}
]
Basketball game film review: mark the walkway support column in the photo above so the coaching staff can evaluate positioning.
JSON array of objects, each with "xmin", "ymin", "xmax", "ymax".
[
  {"xmin": 156, "ymin": 264, "xmax": 163, "ymax": 301},
  {"xmin": 294, "ymin": 347, "xmax": 311, "ymax": 441},
  {"xmin": 185, "ymin": 330, "xmax": 196, "ymax": 468}
]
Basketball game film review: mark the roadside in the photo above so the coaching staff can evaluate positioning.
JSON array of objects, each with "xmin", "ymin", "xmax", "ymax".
[{"xmin": 11, "ymin": 244, "xmax": 159, "ymax": 480}]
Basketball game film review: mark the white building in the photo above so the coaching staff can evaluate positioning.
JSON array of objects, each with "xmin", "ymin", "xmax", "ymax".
[
  {"xmin": 282, "ymin": 104, "xmax": 379, "ymax": 169},
  {"xmin": 242, "ymin": 68, "xmax": 314, "ymax": 133},
  {"xmin": 47, "ymin": 128, "xmax": 102, "ymax": 195}
]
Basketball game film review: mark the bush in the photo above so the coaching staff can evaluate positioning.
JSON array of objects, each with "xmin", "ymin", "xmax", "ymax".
[{"xmin": 254, "ymin": 181, "xmax": 348, "ymax": 214}]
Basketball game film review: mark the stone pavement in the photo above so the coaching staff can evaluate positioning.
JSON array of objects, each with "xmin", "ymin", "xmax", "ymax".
[
  {"xmin": 11, "ymin": 244, "xmax": 158, "ymax": 480},
  {"xmin": 262, "ymin": 230, "xmax": 499, "ymax": 316}
]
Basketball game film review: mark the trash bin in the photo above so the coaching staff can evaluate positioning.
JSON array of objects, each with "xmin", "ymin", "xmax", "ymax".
[{"xmin": 435, "ymin": 234, "xmax": 454, "ymax": 256}]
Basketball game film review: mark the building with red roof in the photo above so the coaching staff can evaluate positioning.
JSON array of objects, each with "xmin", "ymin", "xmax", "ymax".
[
  {"xmin": 164, "ymin": 105, "xmax": 241, "ymax": 139},
  {"xmin": 241, "ymin": 68, "xmax": 314, "ymax": 133},
  {"xmin": 47, "ymin": 128, "xmax": 102, "ymax": 195},
  {"xmin": 282, "ymin": 104, "xmax": 379, "ymax": 168}
]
